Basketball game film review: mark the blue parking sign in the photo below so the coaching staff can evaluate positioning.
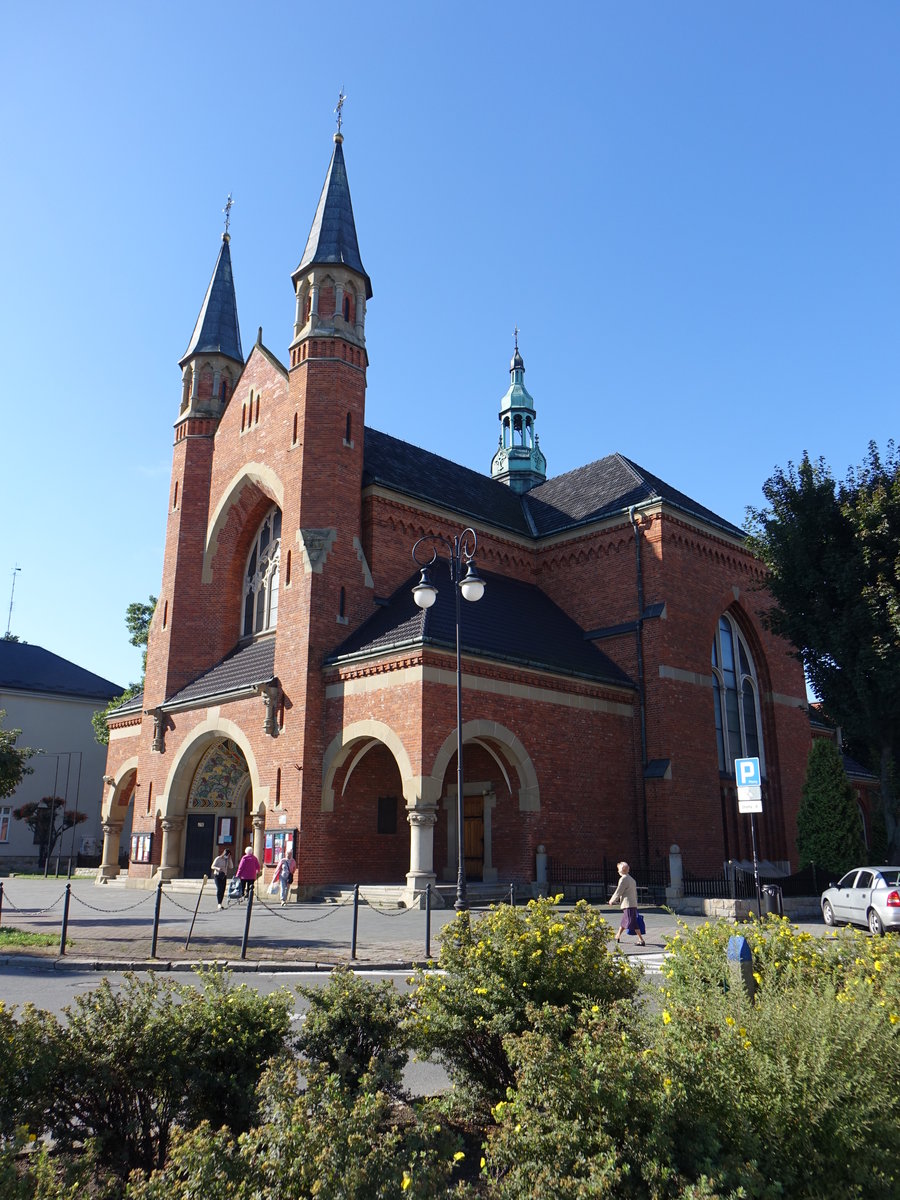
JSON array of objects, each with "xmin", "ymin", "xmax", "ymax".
[{"xmin": 735, "ymin": 757, "xmax": 760, "ymax": 787}]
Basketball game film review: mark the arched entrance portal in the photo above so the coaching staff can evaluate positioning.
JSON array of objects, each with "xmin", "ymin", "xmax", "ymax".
[{"xmin": 182, "ymin": 738, "xmax": 251, "ymax": 877}]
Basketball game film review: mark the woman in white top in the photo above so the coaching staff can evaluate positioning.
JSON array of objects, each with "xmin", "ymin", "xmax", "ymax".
[{"xmin": 609, "ymin": 860, "xmax": 645, "ymax": 946}]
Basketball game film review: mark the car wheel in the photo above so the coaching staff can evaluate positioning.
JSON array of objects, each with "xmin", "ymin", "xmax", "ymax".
[
  {"xmin": 868, "ymin": 909, "xmax": 885, "ymax": 937},
  {"xmin": 822, "ymin": 900, "xmax": 835, "ymax": 926}
]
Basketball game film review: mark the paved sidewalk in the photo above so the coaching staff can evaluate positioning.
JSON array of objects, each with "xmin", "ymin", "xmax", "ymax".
[{"xmin": 0, "ymin": 878, "xmax": 699, "ymax": 973}]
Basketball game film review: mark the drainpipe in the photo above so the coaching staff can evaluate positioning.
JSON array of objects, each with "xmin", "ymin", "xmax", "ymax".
[{"xmin": 629, "ymin": 506, "xmax": 650, "ymax": 865}]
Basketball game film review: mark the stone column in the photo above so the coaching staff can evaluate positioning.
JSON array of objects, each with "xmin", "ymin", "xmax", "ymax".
[
  {"xmin": 334, "ymin": 282, "xmax": 344, "ymax": 319},
  {"xmin": 405, "ymin": 807, "xmax": 437, "ymax": 901},
  {"xmin": 158, "ymin": 816, "xmax": 185, "ymax": 881},
  {"xmin": 252, "ymin": 812, "xmax": 266, "ymax": 893},
  {"xmin": 482, "ymin": 791, "xmax": 497, "ymax": 883},
  {"xmin": 666, "ymin": 843, "xmax": 684, "ymax": 903},
  {"xmin": 98, "ymin": 819, "xmax": 123, "ymax": 880}
]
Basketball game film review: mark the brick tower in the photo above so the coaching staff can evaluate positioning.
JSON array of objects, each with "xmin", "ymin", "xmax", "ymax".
[
  {"xmin": 143, "ymin": 229, "xmax": 244, "ymax": 714},
  {"xmin": 277, "ymin": 130, "xmax": 375, "ymax": 872}
]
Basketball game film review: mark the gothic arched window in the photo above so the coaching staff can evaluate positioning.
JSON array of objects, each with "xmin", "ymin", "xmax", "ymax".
[
  {"xmin": 242, "ymin": 506, "xmax": 282, "ymax": 638},
  {"xmin": 711, "ymin": 613, "xmax": 763, "ymax": 776}
]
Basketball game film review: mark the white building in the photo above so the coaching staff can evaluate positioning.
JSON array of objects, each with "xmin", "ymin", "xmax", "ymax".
[{"xmin": 1, "ymin": 641, "xmax": 121, "ymax": 871}]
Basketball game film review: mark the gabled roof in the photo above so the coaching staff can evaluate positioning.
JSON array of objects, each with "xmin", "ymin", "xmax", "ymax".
[
  {"xmin": 180, "ymin": 235, "xmax": 243, "ymax": 367},
  {"xmin": 0, "ymin": 642, "xmax": 122, "ymax": 702},
  {"xmin": 328, "ymin": 570, "xmax": 633, "ymax": 689},
  {"xmin": 363, "ymin": 428, "xmax": 745, "ymax": 542},
  {"xmin": 294, "ymin": 136, "xmax": 372, "ymax": 299},
  {"xmin": 163, "ymin": 636, "xmax": 276, "ymax": 709}
]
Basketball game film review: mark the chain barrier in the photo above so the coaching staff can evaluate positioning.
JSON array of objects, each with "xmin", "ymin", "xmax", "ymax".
[
  {"xmin": 363, "ymin": 891, "xmax": 427, "ymax": 917},
  {"xmin": 253, "ymin": 894, "xmax": 356, "ymax": 924},
  {"xmin": 1, "ymin": 888, "xmax": 68, "ymax": 916},
  {"xmin": 69, "ymin": 892, "xmax": 157, "ymax": 914}
]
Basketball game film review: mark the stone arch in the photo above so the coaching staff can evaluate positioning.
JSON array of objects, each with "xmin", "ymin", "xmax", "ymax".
[
  {"xmin": 321, "ymin": 720, "xmax": 415, "ymax": 813},
  {"xmin": 202, "ymin": 463, "xmax": 285, "ymax": 585},
  {"xmin": 430, "ymin": 719, "xmax": 540, "ymax": 812},
  {"xmin": 159, "ymin": 715, "xmax": 268, "ymax": 820},
  {"xmin": 102, "ymin": 756, "xmax": 138, "ymax": 821}
]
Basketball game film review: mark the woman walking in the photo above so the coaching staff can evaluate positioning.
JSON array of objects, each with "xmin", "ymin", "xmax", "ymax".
[
  {"xmin": 210, "ymin": 846, "xmax": 233, "ymax": 909},
  {"xmin": 236, "ymin": 845, "xmax": 260, "ymax": 900},
  {"xmin": 609, "ymin": 860, "xmax": 646, "ymax": 946}
]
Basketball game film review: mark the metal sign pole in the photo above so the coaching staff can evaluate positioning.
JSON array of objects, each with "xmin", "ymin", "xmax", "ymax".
[{"xmin": 749, "ymin": 813, "xmax": 762, "ymax": 918}]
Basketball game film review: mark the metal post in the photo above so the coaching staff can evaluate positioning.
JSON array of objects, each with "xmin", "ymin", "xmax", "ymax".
[
  {"xmin": 750, "ymin": 814, "xmax": 762, "ymax": 918},
  {"xmin": 150, "ymin": 878, "xmax": 163, "ymax": 958},
  {"xmin": 185, "ymin": 875, "xmax": 207, "ymax": 949},
  {"xmin": 350, "ymin": 883, "xmax": 360, "ymax": 961},
  {"xmin": 66, "ymin": 752, "xmax": 83, "ymax": 878},
  {"xmin": 0, "ymin": 880, "xmax": 3, "ymax": 925},
  {"xmin": 240, "ymin": 885, "xmax": 254, "ymax": 960},
  {"xmin": 59, "ymin": 883, "xmax": 71, "ymax": 956},
  {"xmin": 454, "ymin": 556, "xmax": 467, "ymax": 912},
  {"xmin": 509, "ymin": 881, "xmax": 515, "ymax": 907},
  {"xmin": 425, "ymin": 882, "xmax": 432, "ymax": 960}
]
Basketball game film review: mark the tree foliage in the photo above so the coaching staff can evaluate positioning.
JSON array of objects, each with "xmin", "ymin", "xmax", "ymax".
[
  {"xmin": 796, "ymin": 739, "xmax": 866, "ymax": 877},
  {"xmin": 12, "ymin": 795, "xmax": 88, "ymax": 866},
  {"xmin": 92, "ymin": 596, "xmax": 157, "ymax": 746},
  {"xmin": 0, "ymin": 708, "xmax": 38, "ymax": 800},
  {"xmin": 746, "ymin": 442, "xmax": 900, "ymax": 852}
]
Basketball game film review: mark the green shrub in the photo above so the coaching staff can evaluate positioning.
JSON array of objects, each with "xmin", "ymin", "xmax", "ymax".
[
  {"xmin": 411, "ymin": 896, "xmax": 639, "ymax": 1102},
  {"xmin": 27, "ymin": 968, "xmax": 292, "ymax": 1179},
  {"xmin": 128, "ymin": 1065, "xmax": 464, "ymax": 1200},
  {"xmin": 294, "ymin": 964, "xmax": 410, "ymax": 1096}
]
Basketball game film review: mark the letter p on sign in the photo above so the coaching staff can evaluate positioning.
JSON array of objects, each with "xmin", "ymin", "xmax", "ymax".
[{"xmin": 735, "ymin": 757, "xmax": 760, "ymax": 787}]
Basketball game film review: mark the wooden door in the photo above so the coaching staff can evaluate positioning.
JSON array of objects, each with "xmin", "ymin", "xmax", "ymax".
[{"xmin": 464, "ymin": 795, "xmax": 484, "ymax": 881}]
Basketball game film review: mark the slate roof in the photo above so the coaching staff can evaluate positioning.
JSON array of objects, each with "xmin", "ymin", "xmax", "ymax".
[
  {"xmin": 180, "ymin": 235, "xmax": 243, "ymax": 367},
  {"xmin": 0, "ymin": 642, "xmax": 122, "ymax": 702},
  {"xmin": 328, "ymin": 569, "xmax": 633, "ymax": 688},
  {"xmin": 295, "ymin": 137, "xmax": 372, "ymax": 299},
  {"xmin": 163, "ymin": 636, "xmax": 276, "ymax": 709},
  {"xmin": 363, "ymin": 428, "xmax": 745, "ymax": 541}
]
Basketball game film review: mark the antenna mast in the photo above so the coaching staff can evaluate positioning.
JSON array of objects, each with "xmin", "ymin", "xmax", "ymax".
[{"xmin": 6, "ymin": 565, "xmax": 20, "ymax": 636}]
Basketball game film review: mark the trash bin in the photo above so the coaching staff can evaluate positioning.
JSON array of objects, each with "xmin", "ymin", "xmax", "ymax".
[{"xmin": 761, "ymin": 884, "xmax": 783, "ymax": 916}]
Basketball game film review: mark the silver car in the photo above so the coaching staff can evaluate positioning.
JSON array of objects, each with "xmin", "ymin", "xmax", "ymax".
[{"xmin": 821, "ymin": 866, "xmax": 900, "ymax": 936}]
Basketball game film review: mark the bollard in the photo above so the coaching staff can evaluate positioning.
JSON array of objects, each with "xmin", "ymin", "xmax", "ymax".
[
  {"xmin": 425, "ymin": 883, "xmax": 432, "ymax": 960},
  {"xmin": 350, "ymin": 883, "xmax": 360, "ymax": 961},
  {"xmin": 59, "ymin": 883, "xmax": 71, "ymax": 956},
  {"xmin": 726, "ymin": 935, "xmax": 757, "ymax": 1001},
  {"xmin": 0, "ymin": 880, "xmax": 4, "ymax": 926},
  {"xmin": 240, "ymin": 886, "xmax": 254, "ymax": 960},
  {"xmin": 508, "ymin": 881, "xmax": 516, "ymax": 907},
  {"xmin": 150, "ymin": 879, "xmax": 163, "ymax": 959},
  {"xmin": 185, "ymin": 875, "xmax": 207, "ymax": 950}
]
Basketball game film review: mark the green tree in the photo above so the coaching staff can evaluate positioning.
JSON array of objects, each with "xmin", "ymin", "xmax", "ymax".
[
  {"xmin": 0, "ymin": 708, "xmax": 38, "ymax": 799},
  {"xmin": 796, "ymin": 739, "xmax": 866, "ymax": 877},
  {"xmin": 12, "ymin": 795, "xmax": 88, "ymax": 868},
  {"xmin": 746, "ymin": 444, "xmax": 900, "ymax": 854},
  {"xmin": 92, "ymin": 595, "xmax": 157, "ymax": 745}
]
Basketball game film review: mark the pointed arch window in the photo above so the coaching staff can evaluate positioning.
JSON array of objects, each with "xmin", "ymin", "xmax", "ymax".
[
  {"xmin": 711, "ymin": 614, "xmax": 763, "ymax": 775},
  {"xmin": 242, "ymin": 506, "xmax": 282, "ymax": 638}
]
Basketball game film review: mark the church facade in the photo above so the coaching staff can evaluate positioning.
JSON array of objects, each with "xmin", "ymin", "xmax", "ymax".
[{"xmin": 99, "ymin": 131, "xmax": 811, "ymax": 896}]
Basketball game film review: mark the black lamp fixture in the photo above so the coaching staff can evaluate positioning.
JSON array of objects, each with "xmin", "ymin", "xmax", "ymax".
[{"xmin": 411, "ymin": 527, "xmax": 485, "ymax": 910}]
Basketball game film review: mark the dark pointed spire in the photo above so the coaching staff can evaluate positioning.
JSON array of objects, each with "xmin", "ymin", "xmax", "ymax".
[
  {"xmin": 295, "ymin": 134, "xmax": 372, "ymax": 299},
  {"xmin": 180, "ymin": 233, "xmax": 243, "ymax": 368}
]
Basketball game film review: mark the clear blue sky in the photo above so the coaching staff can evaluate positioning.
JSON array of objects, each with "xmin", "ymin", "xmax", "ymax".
[{"xmin": 3, "ymin": 2, "xmax": 898, "ymax": 689}]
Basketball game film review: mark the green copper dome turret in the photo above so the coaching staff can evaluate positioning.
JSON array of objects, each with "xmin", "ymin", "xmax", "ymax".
[{"xmin": 491, "ymin": 337, "xmax": 546, "ymax": 493}]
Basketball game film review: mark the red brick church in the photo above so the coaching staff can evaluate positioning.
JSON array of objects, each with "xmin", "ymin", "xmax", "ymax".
[{"xmin": 99, "ymin": 129, "xmax": 811, "ymax": 897}]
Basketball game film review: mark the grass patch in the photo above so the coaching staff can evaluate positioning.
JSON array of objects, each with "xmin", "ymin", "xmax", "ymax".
[{"xmin": 0, "ymin": 927, "xmax": 60, "ymax": 948}]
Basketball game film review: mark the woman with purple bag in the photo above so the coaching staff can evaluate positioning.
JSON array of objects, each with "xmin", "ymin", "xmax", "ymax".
[{"xmin": 609, "ymin": 860, "xmax": 646, "ymax": 946}]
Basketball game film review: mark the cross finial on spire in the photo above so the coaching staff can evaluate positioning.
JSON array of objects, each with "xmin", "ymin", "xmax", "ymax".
[
  {"xmin": 223, "ymin": 193, "xmax": 234, "ymax": 235},
  {"xmin": 335, "ymin": 88, "xmax": 347, "ymax": 133},
  {"xmin": 513, "ymin": 324, "xmax": 520, "ymax": 351}
]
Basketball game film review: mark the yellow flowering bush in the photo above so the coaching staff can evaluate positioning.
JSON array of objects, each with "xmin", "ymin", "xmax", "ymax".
[{"xmin": 411, "ymin": 896, "xmax": 639, "ymax": 1102}]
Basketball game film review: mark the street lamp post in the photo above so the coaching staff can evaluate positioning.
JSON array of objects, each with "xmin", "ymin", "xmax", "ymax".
[{"xmin": 411, "ymin": 527, "xmax": 486, "ymax": 911}]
